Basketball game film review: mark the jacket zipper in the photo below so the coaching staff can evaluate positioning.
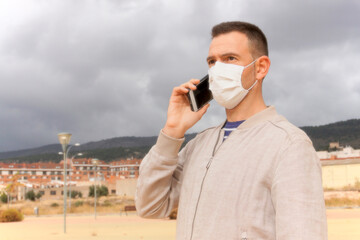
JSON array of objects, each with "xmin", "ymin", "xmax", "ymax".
[
  {"xmin": 241, "ymin": 231, "xmax": 247, "ymax": 240},
  {"xmin": 189, "ymin": 129, "xmax": 222, "ymax": 240}
]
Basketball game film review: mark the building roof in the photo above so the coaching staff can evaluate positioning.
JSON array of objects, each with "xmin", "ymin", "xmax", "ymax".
[{"xmin": 321, "ymin": 157, "xmax": 360, "ymax": 166}]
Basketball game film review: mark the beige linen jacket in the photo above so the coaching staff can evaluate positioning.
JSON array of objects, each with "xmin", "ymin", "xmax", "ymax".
[{"xmin": 135, "ymin": 106, "xmax": 328, "ymax": 240}]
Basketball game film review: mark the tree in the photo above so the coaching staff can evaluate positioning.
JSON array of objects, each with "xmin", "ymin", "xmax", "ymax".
[
  {"xmin": 36, "ymin": 191, "xmax": 43, "ymax": 200},
  {"xmin": 6, "ymin": 173, "xmax": 23, "ymax": 204},
  {"xmin": 25, "ymin": 190, "xmax": 36, "ymax": 201},
  {"xmin": 0, "ymin": 193, "xmax": 8, "ymax": 203}
]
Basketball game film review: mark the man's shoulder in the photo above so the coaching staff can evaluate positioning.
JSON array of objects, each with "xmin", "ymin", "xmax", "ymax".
[{"xmin": 267, "ymin": 115, "xmax": 312, "ymax": 145}]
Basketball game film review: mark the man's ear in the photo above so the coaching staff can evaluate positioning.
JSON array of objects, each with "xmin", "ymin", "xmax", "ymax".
[{"xmin": 255, "ymin": 56, "xmax": 271, "ymax": 82}]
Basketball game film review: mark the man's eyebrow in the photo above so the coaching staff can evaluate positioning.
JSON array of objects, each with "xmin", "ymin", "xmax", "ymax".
[
  {"xmin": 221, "ymin": 52, "xmax": 241, "ymax": 58},
  {"xmin": 206, "ymin": 52, "xmax": 241, "ymax": 62},
  {"xmin": 206, "ymin": 56, "xmax": 214, "ymax": 62}
]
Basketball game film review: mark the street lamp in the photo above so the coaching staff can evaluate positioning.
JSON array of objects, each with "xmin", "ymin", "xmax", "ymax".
[
  {"xmin": 58, "ymin": 132, "xmax": 71, "ymax": 234},
  {"xmin": 59, "ymin": 149, "xmax": 82, "ymax": 209},
  {"xmin": 69, "ymin": 151, "xmax": 82, "ymax": 209},
  {"xmin": 92, "ymin": 158, "xmax": 99, "ymax": 220}
]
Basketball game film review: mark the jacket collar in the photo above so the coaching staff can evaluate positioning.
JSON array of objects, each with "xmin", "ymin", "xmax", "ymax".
[{"xmin": 218, "ymin": 105, "xmax": 280, "ymax": 130}]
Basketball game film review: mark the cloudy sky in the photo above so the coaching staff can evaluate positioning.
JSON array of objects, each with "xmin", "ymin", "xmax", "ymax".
[{"xmin": 0, "ymin": 0, "xmax": 359, "ymax": 152}]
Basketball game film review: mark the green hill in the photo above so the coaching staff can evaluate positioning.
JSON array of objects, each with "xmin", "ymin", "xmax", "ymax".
[
  {"xmin": 301, "ymin": 119, "xmax": 360, "ymax": 151},
  {"xmin": 0, "ymin": 119, "xmax": 359, "ymax": 163}
]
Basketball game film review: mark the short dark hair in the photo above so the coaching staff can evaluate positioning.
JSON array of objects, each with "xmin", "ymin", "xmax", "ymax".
[{"xmin": 211, "ymin": 21, "xmax": 268, "ymax": 58}]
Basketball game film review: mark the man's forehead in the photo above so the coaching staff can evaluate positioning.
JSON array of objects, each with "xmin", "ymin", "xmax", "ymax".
[{"xmin": 208, "ymin": 31, "xmax": 250, "ymax": 56}]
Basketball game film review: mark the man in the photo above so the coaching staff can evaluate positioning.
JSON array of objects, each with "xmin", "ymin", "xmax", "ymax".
[{"xmin": 136, "ymin": 21, "xmax": 328, "ymax": 239}]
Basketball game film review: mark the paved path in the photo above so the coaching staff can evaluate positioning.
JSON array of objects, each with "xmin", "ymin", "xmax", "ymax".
[
  {"xmin": 0, "ymin": 214, "xmax": 176, "ymax": 240},
  {"xmin": 327, "ymin": 209, "xmax": 360, "ymax": 240}
]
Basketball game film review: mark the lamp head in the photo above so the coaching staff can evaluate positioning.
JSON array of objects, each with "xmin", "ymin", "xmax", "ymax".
[{"xmin": 58, "ymin": 133, "xmax": 72, "ymax": 146}]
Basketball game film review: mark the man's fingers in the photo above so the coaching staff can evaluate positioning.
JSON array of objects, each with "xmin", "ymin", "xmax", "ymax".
[
  {"xmin": 198, "ymin": 103, "xmax": 210, "ymax": 116},
  {"xmin": 181, "ymin": 79, "xmax": 201, "ymax": 90},
  {"xmin": 173, "ymin": 86, "xmax": 190, "ymax": 95},
  {"xmin": 173, "ymin": 79, "xmax": 201, "ymax": 95}
]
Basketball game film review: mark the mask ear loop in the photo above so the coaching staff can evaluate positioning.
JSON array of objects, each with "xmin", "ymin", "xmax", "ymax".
[
  {"xmin": 246, "ymin": 79, "xmax": 258, "ymax": 91},
  {"xmin": 244, "ymin": 58, "xmax": 258, "ymax": 91},
  {"xmin": 244, "ymin": 58, "xmax": 258, "ymax": 68}
]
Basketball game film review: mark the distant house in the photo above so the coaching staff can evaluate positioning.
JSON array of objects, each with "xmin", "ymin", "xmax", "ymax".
[
  {"xmin": 0, "ymin": 158, "xmax": 141, "ymax": 200},
  {"xmin": 318, "ymin": 145, "xmax": 360, "ymax": 189}
]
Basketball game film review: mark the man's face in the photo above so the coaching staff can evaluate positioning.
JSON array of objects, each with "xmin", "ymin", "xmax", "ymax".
[{"xmin": 207, "ymin": 31, "xmax": 255, "ymax": 89}]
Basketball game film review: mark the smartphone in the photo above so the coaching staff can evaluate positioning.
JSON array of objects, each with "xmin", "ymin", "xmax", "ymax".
[{"xmin": 187, "ymin": 75, "xmax": 213, "ymax": 112}]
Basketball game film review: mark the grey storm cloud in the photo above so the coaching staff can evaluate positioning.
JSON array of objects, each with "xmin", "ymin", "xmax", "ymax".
[{"xmin": 0, "ymin": 0, "xmax": 359, "ymax": 151}]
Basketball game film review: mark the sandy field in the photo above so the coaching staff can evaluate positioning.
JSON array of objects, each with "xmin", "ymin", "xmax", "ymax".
[{"xmin": 0, "ymin": 209, "xmax": 359, "ymax": 240}]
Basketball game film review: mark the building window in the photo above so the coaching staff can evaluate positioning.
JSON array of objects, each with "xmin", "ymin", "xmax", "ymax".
[
  {"xmin": 111, "ymin": 189, "xmax": 116, "ymax": 194},
  {"xmin": 50, "ymin": 191, "xmax": 56, "ymax": 195}
]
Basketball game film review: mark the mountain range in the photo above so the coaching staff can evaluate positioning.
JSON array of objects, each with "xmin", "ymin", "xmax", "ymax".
[{"xmin": 0, "ymin": 119, "xmax": 359, "ymax": 163}]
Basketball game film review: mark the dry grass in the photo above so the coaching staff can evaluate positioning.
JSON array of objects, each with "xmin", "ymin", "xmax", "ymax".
[
  {"xmin": 324, "ymin": 190, "xmax": 360, "ymax": 208},
  {"xmin": 0, "ymin": 195, "xmax": 134, "ymax": 216},
  {"xmin": 325, "ymin": 197, "xmax": 360, "ymax": 207}
]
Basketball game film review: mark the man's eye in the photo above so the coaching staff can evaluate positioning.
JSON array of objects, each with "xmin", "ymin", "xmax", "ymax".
[
  {"xmin": 208, "ymin": 60, "xmax": 215, "ymax": 66},
  {"xmin": 227, "ymin": 56, "xmax": 236, "ymax": 61}
]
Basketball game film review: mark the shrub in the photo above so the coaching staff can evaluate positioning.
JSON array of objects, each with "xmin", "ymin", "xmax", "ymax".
[
  {"xmin": 70, "ymin": 190, "xmax": 83, "ymax": 199},
  {"xmin": 88, "ymin": 185, "xmax": 109, "ymax": 197},
  {"xmin": 50, "ymin": 203, "xmax": 59, "ymax": 207},
  {"xmin": 74, "ymin": 201, "xmax": 84, "ymax": 207},
  {"xmin": 0, "ymin": 208, "xmax": 24, "ymax": 222},
  {"xmin": 169, "ymin": 208, "xmax": 178, "ymax": 220},
  {"xmin": 102, "ymin": 200, "xmax": 112, "ymax": 207}
]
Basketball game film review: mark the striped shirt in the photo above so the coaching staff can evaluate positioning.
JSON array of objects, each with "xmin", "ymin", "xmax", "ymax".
[{"xmin": 223, "ymin": 120, "xmax": 245, "ymax": 141}]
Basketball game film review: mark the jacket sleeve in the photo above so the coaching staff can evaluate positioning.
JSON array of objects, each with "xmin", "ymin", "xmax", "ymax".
[
  {"xmin": 271, "ymin": 139, "xmax": 328, "ymax": 240},
  {"xmin": 135, "ymin": 130, "xmax": 186, "ymax": 218}
]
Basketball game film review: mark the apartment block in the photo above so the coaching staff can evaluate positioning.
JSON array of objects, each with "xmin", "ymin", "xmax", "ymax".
[{"xmin": 0, "ymin": 158, "xmax": 141, "ymax": 189}]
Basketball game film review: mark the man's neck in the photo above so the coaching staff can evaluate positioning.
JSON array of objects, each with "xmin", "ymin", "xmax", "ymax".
[{"xmin": 225, "ymin": 95, "xmax": 267, "ymax": 122}]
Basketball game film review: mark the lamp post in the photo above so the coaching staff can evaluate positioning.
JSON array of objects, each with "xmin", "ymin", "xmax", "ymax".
[
  {"xmin": 58, "ymin": 132, "xmax": 72, "ymax": 234},
  {"xmin": 58, "ymin": 145, "xmax": 81, "ymax": 209},
  {"xmin": 68, "ymin": 150, "xmax": 82, "ymax": 209},
  {"xmin": 92, "ymin": 158, "xmax": 99, "ymax": 220}
]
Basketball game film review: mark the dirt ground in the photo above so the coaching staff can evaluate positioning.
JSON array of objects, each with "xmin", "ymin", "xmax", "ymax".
[{"xmin": 0, "ymin": 209, "xmax": 359, "ymax": 240}]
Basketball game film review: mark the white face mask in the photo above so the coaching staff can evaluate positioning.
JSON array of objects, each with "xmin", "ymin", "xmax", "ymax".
[{"xmin": 208, "ymin": 60, "xmax": 257, "ymax": 109}]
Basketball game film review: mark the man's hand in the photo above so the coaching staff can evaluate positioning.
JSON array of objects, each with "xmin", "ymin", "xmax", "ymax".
[{"xmin": 163, "ymin": 79, "xmax": 210, "ymax": 139}]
